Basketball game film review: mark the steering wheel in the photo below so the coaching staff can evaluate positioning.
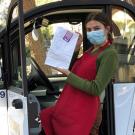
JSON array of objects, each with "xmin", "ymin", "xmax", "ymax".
[{"xmin": 27, "ymin": 57, "xmax": 56, "ymax": 94}]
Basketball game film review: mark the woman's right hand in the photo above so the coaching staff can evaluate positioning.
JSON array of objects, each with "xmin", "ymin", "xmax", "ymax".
[{"xmin": 75, "ymin": 32, "xmax": 83, "ymax": 52}]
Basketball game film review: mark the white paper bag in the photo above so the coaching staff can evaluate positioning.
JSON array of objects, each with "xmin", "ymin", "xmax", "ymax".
[{"xmin": 45, "ymin": 27, "xmax": 79, "ymax": 69}]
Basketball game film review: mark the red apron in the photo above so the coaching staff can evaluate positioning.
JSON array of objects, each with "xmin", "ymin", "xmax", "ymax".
[{"xmin": 40, "ymin": 43, "xmax": 109, "ymax": 135}]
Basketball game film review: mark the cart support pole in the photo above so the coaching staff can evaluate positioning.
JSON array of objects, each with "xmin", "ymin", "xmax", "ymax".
[{"xmin": 18, "ymin": 0, "xmax": 28, "ymax": 97}]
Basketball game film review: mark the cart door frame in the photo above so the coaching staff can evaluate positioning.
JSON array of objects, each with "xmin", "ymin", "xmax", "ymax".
[{"xmin": 5, "ymin": 0, "xmax": 29, "ymax": 135}]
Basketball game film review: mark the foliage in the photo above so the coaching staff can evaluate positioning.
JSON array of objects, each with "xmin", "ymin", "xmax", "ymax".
[
  {"xmin": 35, "ymin": 0, "xmax": 59, "ymax": 6},
  {"xmin": 41, "ymin": 26, "xmax": 53, "ymax": 40},
  {"xmin": 35, "ymin": 0, "xmax": 55, "ymax": 46},
  {"xmin": 0, "ymin": 0, "xmax": 10, "ymax": 28}
]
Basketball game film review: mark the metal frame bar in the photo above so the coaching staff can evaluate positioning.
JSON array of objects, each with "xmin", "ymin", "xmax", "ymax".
[
  {"xmin": 18, "ymin": 0, "xmax": 28, "ymax": 97},
  {"xmin": 5, "ymin": 0, "xmax": 28, "ymax": 96},
  {"xmin": 4, "ymin": 0, "xmax": 18, "ymax": 86},
  {"xmin": 106, "ymin": 82, "xmax": 116, "ymax": 135}
]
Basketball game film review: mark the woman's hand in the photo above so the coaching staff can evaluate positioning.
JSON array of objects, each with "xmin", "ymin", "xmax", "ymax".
[
  {"xmin": 75, "ymin": 32, "xmax": 83, "ymax": 52},
  {"xmin": 52, "ymin": 67, "xmax": 71, "ymax": 76}
]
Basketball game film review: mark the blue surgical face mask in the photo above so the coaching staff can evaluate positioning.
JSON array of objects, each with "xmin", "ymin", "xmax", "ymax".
[{"xmin": 87, "ymin": 30, "xmax": 106, "ymax": 45}]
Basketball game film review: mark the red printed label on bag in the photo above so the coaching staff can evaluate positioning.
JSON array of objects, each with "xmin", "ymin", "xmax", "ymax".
[{"xmin": 63, "ymin": 31, "xmax": 73, "ymax": 42}]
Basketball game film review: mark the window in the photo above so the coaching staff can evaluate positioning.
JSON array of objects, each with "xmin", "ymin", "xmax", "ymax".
[
  {"xmin": 11, "ymin": 41, "xmax": 22, "ymax": 87},
  {"xmin": 25, "ymin": 22, "xmax": 83, "ymax": 93},
  {"xmin": 112, "ymin": 7, "xmax": 135, "ymax": 82},
  {"xmin": 29, "ymin": 22, "xmax": 83, "ymax": 77}
]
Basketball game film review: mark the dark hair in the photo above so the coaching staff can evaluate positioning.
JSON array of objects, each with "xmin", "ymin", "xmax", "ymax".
[{"xmin": 85, "ymin": 12, "xmax": 113, "ymax": 41}]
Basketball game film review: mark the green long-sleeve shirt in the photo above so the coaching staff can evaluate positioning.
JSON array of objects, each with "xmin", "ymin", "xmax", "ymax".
[{"xmin": 66, "ymin": 45, "xmax": 118, "ymax": 96}]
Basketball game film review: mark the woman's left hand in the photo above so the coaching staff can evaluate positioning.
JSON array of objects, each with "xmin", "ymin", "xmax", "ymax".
[
  {"xmin": 52, "ymin": 67, "xmax": 71, "ymax": 76},
  {"xmin": 75, "ymin": 32, "xmax": 83, "ymax": 52}
]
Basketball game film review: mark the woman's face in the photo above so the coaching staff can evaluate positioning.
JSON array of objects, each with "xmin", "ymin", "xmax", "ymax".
[
  {"xmin": 86, "ymin": 20, "xmax": 110, "ymax": 46},
  {"xmin": 86, "ymin": 20, "xmax": 109, "ymax": 36}
]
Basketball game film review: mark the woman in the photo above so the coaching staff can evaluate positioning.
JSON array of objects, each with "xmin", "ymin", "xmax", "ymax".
[{"xmin": 40, "ymin": 12, "xmax": 118, "ymax": 135}]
